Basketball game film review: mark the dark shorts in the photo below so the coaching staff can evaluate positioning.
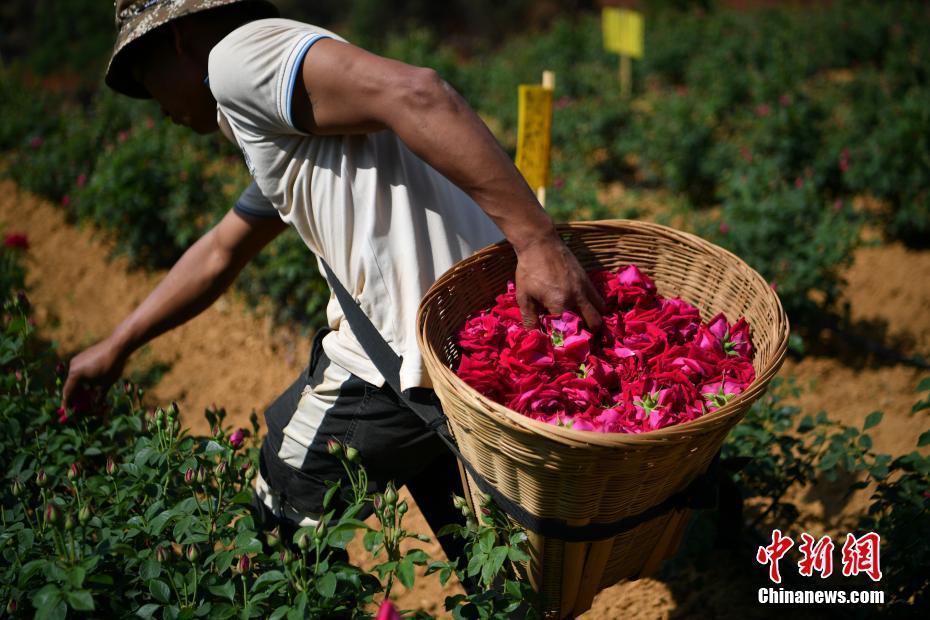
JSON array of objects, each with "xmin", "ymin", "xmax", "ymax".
[{"xmin": 249, "ymin": 327, "xmax": 468, "ymax": 561}]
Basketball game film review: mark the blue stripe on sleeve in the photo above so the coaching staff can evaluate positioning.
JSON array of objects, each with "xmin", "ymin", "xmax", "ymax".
[
  {"xmin": 285, "ymin": 34, "xmax": 332, "ymax": 129},
  {"xmin": 234, "ymin": 200, "xmax": 278, "ymax": 220}
]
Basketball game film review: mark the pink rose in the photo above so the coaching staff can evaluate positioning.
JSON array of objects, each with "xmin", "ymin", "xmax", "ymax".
[
  {"xmin": 229, "ymin": 428, "xmax": 245, "ymax": 449},
  {"xmin": 458, "ymin": 313, "xmax": 505, "ymax": 359},
  {"xmin": 4, "ymin": 233, "xmax": 29, "ymax": 250},
  {"xmin": 701, "ymin": 378, "xmax": 744, "ymax": 411},
  {"xmin": 376, "ymin": 600, "xmax": 402, "ymax": 620}
]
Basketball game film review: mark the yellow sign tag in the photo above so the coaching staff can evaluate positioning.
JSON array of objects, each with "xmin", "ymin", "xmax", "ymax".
[
  {"xmin": 515, "ymin": 84, "xmax": 553, "ymax": 191},
  {"xmin": 602, "ymin": 7, "xmax": 644, "ymax": 59}
]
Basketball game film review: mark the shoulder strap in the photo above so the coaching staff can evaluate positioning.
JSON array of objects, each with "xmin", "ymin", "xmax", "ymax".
[{"xmin": 319, "ymin": 258, "xmax": 718, "ymax": 542}]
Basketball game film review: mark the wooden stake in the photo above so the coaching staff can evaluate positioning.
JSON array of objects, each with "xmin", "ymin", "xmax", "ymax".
[
  {"xmin": 537, "ymin": 70, "xmax": 555, "ymax": 208},
  {"xmin": 619, "ymin": 54, "xmax": 632, "ymax": 98}
]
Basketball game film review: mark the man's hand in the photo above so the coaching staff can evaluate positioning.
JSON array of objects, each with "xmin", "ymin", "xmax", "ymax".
[
  {"xmin": 515, "ymin": 233, "xmax": 606, "ymax": 331},
  {"xmin": 62, "ymin": 337, "xmax": 127, "ymax": 411},
  {"xmin": 60, "ymin": 208, "xmax": 286, "ymax": 413}
]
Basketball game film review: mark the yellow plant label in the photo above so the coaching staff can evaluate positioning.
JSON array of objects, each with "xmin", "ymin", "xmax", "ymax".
[
  {"xmin": 602, "ymin": 7, "xmax": 644, "ymax": 59},
  {"xmin": 515, "ymin": 84, "xmax": 553, "ymax": 190}
]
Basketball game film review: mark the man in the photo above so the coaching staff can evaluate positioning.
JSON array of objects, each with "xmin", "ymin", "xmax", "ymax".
[{"xmin": 63, "ymin": 0, "xmax": 604, "ymax": 564}]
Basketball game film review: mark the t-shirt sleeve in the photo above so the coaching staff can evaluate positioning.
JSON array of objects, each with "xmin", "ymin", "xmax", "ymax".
[
  {"xmin": 208, "ymin": 21, "xmax": 337, "ymax": 134},
  {"xmin": 234, "ymin": 181, "xmax": 278, "ymax": 219}
]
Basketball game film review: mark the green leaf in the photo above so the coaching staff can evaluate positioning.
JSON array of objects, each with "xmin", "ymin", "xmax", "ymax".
[
  {"xmin": 507, "ymin": 545, "xmax": 530, "ymax": 563},
  {"xmin": 149, "ymin": 579, "xmax": 171, "ymax": 604},
  {"xmin": 316, "ymin": 572, "xmax": 337, "ymax": 598},
  {"xmin": 251, "ymin": 570, "xmax": 286, "ymax": 591},
  {"xmin": 208, "ymin": 581, "xmax": 235, "ymax": 602},
  {"xmin": 64, "ymin": 590, "xmax": 94, "ymax": 611},
  {"xmin": 916, "ymin": 377, "xmax": 930, "ymax": 392},
  {"xmin": 863, "ymin": 411, "xmax": 883, "ymax": 430},
  {"xmin": 204, "ymin": 440, "xmax": 225, "ymax": 456},
  {"xmin": 269, "ymin": 606, "xmax": 290, "ymax": 620},
  {"xmin": 482, "ymin": 546, "xmax": 509, "ymax": 584},
  {"xmin": 139, "ymin": 558, "xmax": 162, "ymax": 581},
  {"xmin": 322, "ymin": 483, "xmax": 340, "ymax": 509},
  {"xmin": 397, "ymin": 557, "xmax": 415, "ymax": 590},
  {"xmin": 327, "ymin": 521, "xmax": 365, "ymax": 549},
  {"xmin": 405, "ymin": 548, "xmax": 429, "ymax": 565},
  {"xmin": 229, "ymin": 489, "xmax": 254, "ymax": 505},
  {"xmin": 31, "ymin": 584, "xmax": 61, "ymax": 609},
  {"xmin": 67, "ymin": 566, "xmax": 87, "ymax": 589},
  {"xmin": 136, "ymin": 603, "xmax": 161, "ymax": 619},
  {"xmin": 478, "ymin": 529, "xmax": 495, "ymax": 553},
  {"xmin": 918, "ymin": 430, "xmax": 930, "ymax": 447},
  {"xmin": 19, "ymin": 558, "xmax": 47, "ymax": 586}
]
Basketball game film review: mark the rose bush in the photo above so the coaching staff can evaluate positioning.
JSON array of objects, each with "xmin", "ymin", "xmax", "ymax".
[{"xmin": 456, "ymin": 264, "xmax": 755, "ymax": 433}]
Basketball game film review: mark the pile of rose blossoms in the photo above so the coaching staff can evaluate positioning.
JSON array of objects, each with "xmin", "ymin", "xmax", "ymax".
[{"xmin": 455, "ymin": 265, "xmax": 755, "ymax": 433}]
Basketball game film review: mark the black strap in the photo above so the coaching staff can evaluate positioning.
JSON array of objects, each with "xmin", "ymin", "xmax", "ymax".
[{"xmin": 319, "ymin": 258, "xmax": 718, "ymax": 542}]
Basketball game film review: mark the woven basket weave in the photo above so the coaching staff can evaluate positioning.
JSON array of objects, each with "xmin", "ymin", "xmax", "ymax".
[{"xmin": 416, "ymin": 220, "xmax": 789, "ymax": 618}]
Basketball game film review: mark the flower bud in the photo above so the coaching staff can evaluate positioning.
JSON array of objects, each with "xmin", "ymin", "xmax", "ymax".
[
  {"xmin": 170, "ymin": 419, "xmax": 180, "ymax": 435},
  {"xmin": 297, "ymin": 532, "xmax": 310, "ymax": 551},
  {"xmin": 6, "ymin": 599, "xmax": 17, "ymax": 614},
  {"xmin": 229, "ymin": 428, "xmax": 245, "ymax": 450},
  {"xmin": 105, "ymin": 456, "xmax": 116, "ymax": 476},
  {"xmin": 155, "ymin": 545, "xmax": 169, "ymax": 563},
  {"xmin": 67, "ymin": 463, "xmax": 80, "ymax": 481},
  {"xmin": 36, "ymin": 469, "xmax": 48, "ymax": 488},
  {"xmin": 167, "ymin": 402, "xmax": 179, "ymax": 421},
  {"xmin": 384, "ymin": 483, "xmax": 398, "ymax": 507},
  {"xmin": 235, "ymin": 554, "xmax": 250, "ymax": 574},
  {"xmin": 314, "ymin": 520, "xmax": 327, "ymax": 540},
  {"xmin": 123, "ymin": 381, "xmax": 132, "ymax": 394},
  {"xmin": 480, "ymin": 507, "xmax": 491, "ymax": 516},
  {"xmin": 196, "ymin": 466, "xmax": 206, "ymax": 484},
  {"xmin": 452, "ymin": 495, "xmax": 468, "ymax": 510},
  {"xmin": 280, "ymin": 549, "xmax": 294, "ymax": 564},
  {"xmin": 154, "ymin": 408, "xmax": 165, "ymax": 428},
  {"xmin": 397, "ymin": 500, "xmax": 408, "ymax": 516},
  {"xmin": 186, "ymin": 544, "xmax": 199, "ymax": 562},
  {"xmin": 373, "ymin": 494, "xmax": 384, "ymax": 511},
  {"xmin": 214, "ymin": 461, "xmax": 227, "ymax": 477},
  {"xmin": 242, "ymin": 462, "xmax": 256, "ymax": 481},
  {"xmin": 45, "ymin": 502, "xmax": 60, "ymax": 525},
  {"xmin": 78, "ymin": 505, "xmax": 91, "ymax": 525},
  {"xmin": 184, "ymin": 468, "xmax": 194, "ymax": 485},
  {"xmin": 479, "ymin": 492, "xmax": 493, "ymax": 508},
  {"xmin": 11, "ymin": 479, "xmax": 24, "ymax": 498},
  {"xmin": 266, "ymin": 528, "xmax": 280, "ymax": 549},
  {"xmin": 63, "ymin": 512, "xmax": 75, "ymax": 531},
  {"xmin": 326, "ymin": 439, "xmax": 343, "ymax": 457},
  {"xmin": 345, "ymin": 446, "xmax": 360, "ymax": 463}
]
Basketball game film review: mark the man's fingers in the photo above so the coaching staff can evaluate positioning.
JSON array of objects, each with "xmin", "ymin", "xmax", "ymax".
[
  {"xmin": 577, "ymin": 296, "xmax": 603, "ymax": 333},
  {"xmin": 585, "ymin": 278, "xmax": 608, "ymax": 315},
  {"xmin": 518, "ymin": 292, "xmax": 541, "ymax": 329},
  {"xmin": 61, "ymin": 373, "xmax": 76, "ymax": 409}
]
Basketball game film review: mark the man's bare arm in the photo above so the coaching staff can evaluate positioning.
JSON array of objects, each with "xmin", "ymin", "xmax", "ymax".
[
  {"xmin": 291, "ymin": 39, "xmax": 605, "ymax": 330},
  {"xmin": 62, "ymin": 210, "xmax": 287, "ymax": 409}
]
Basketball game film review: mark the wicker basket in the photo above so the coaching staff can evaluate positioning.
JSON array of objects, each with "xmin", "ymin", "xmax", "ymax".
[{"xmin": 416, "ymin": 220, "xmax": 789, "ymax": 618}]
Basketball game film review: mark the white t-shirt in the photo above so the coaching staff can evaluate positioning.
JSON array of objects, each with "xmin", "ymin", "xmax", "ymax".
[{"xmin": 208, "ymin": 18, "xmax": 505, "ymax": 391}]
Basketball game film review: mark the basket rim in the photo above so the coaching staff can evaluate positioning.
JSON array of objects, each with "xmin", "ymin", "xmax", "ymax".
[{"xmin": 417, "ymin": 218, "xmax": 790, "ymax": 449}]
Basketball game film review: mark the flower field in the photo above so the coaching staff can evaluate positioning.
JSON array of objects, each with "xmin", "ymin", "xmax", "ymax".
[{"xmin": 2, "ymin": 0, "xmax": 930, "ymax": 617}]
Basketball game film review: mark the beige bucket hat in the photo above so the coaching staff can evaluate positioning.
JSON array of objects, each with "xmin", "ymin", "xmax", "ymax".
[{"xmin": 105, "ymin": 0, "xmax": 278, "ymax": 98}]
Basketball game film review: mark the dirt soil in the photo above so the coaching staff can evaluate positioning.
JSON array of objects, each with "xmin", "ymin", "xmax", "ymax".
[{"xmin": 3, "ymin": 180, "xmax": 928, "ymax": 618}]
